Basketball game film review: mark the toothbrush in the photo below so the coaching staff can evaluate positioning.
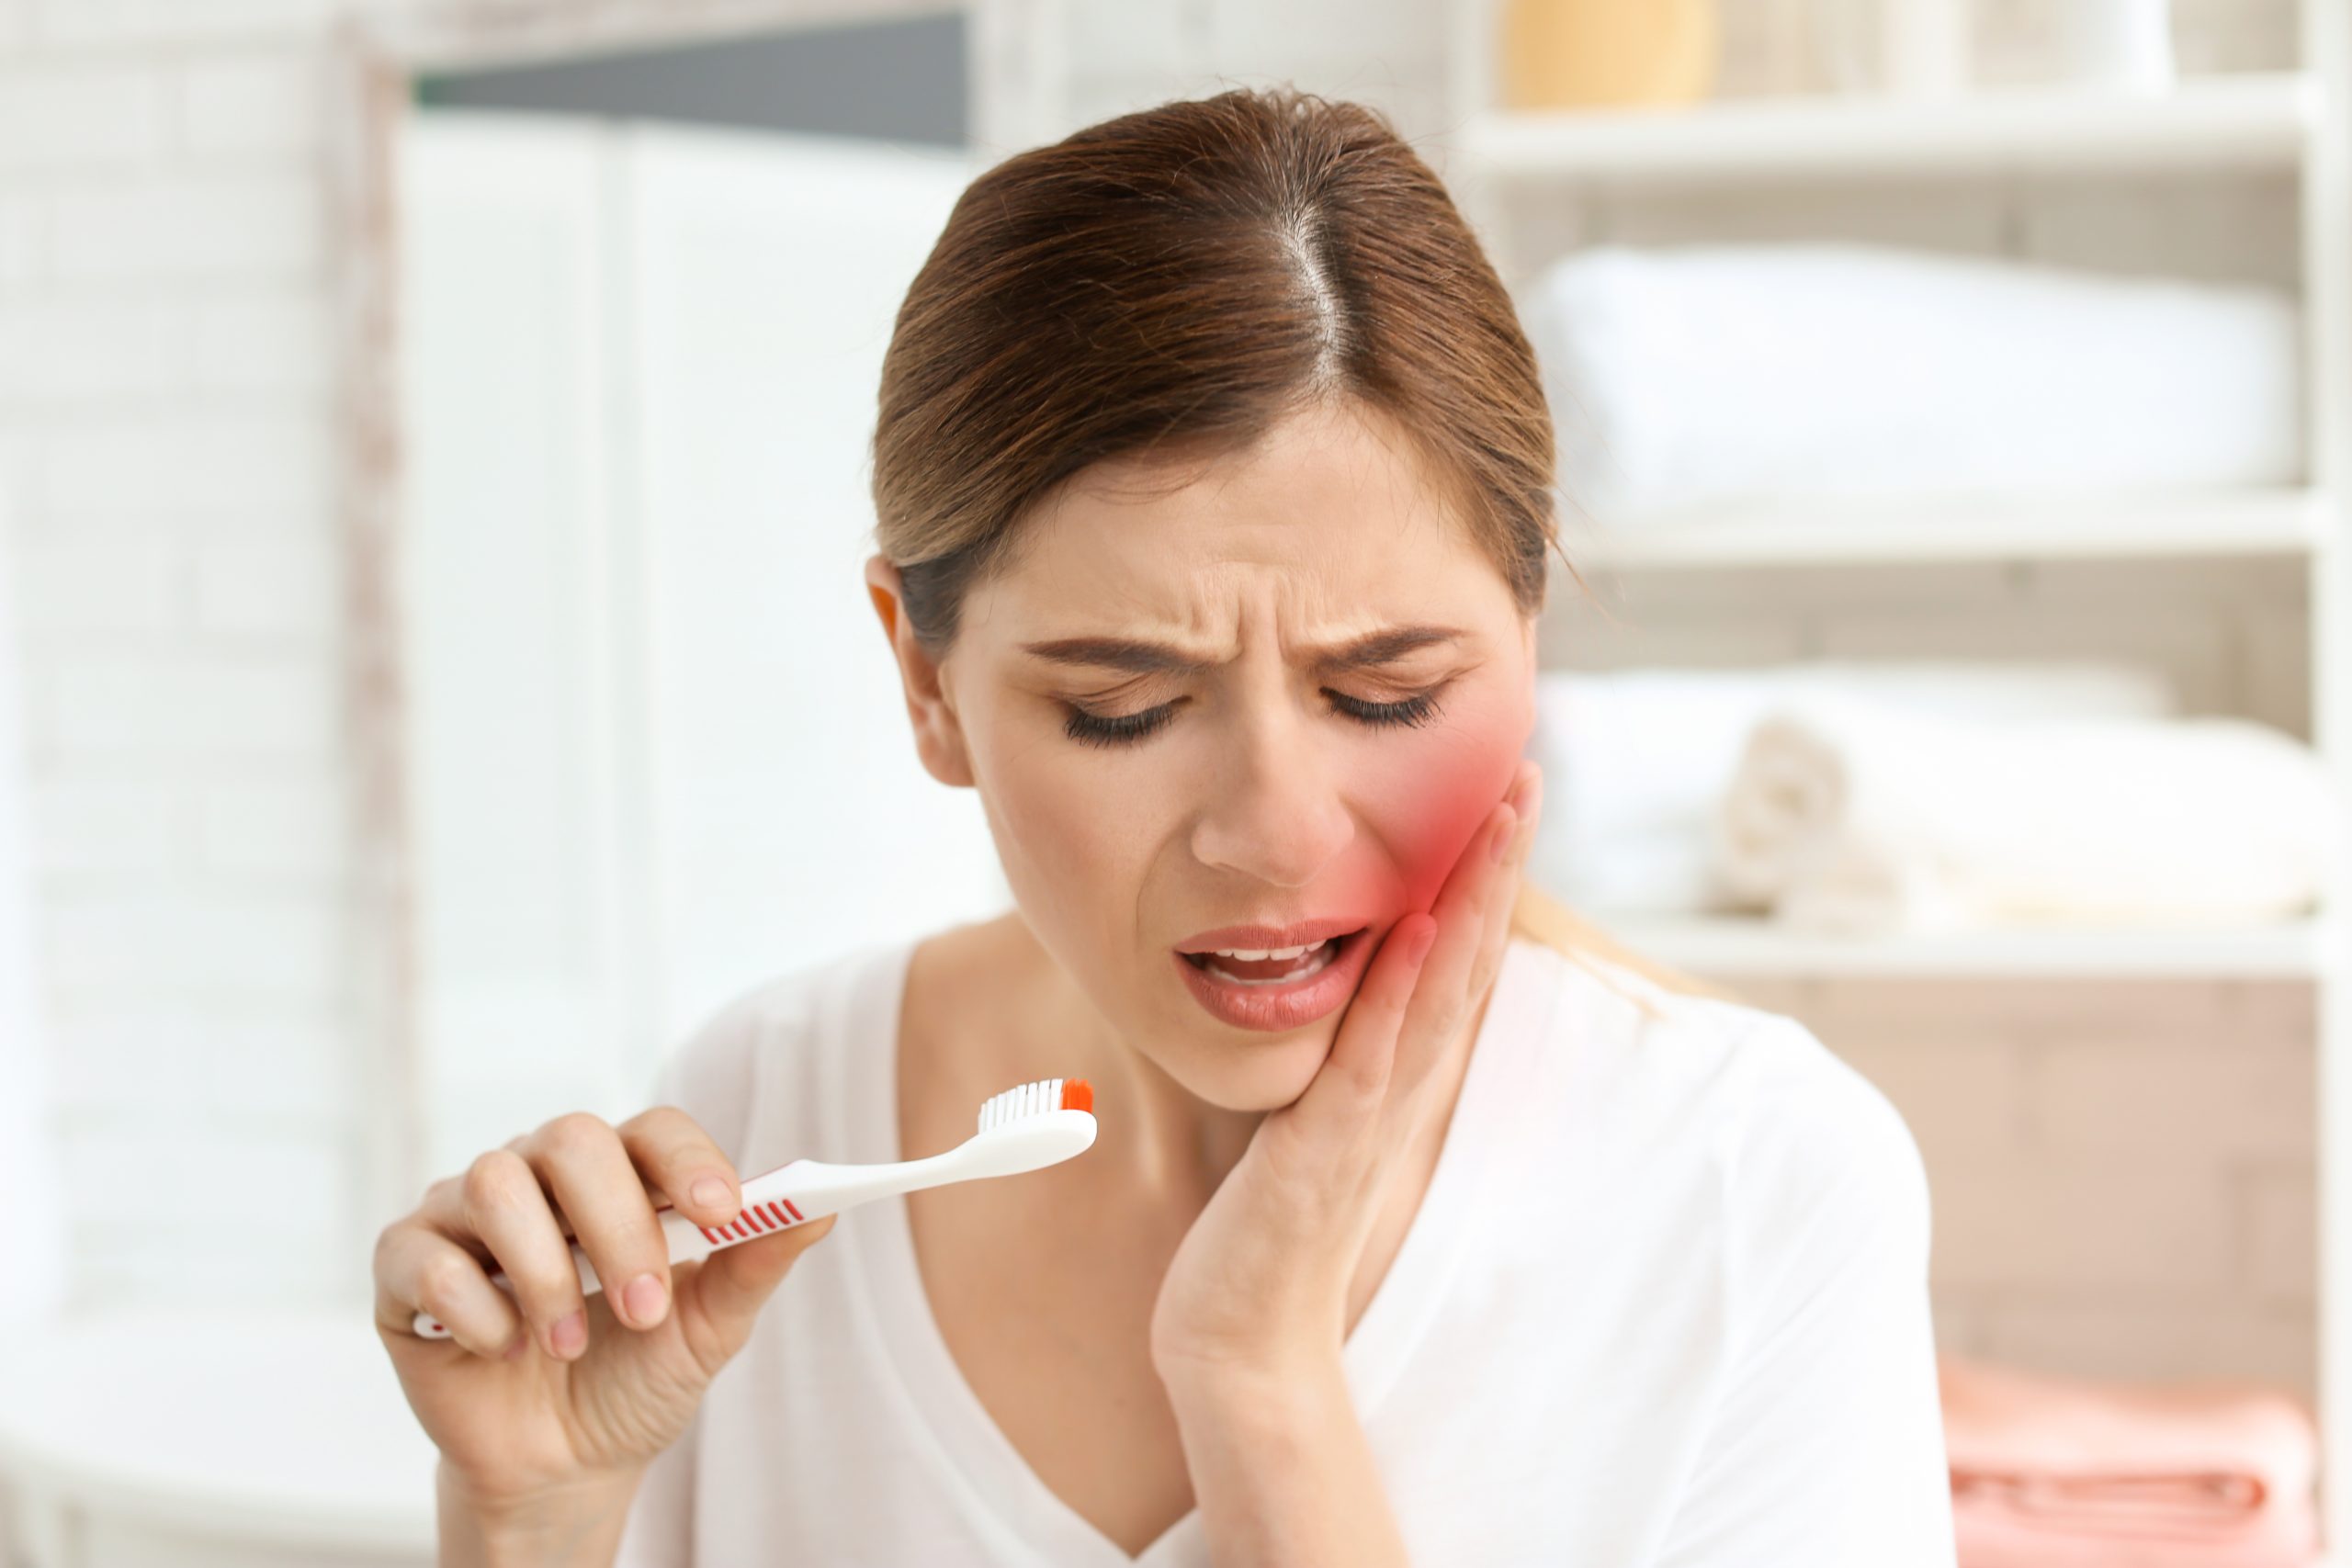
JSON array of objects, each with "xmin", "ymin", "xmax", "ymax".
[{"xmin": 414, "ymin": 1076, "xmax": 1094, "ymax": 1340}]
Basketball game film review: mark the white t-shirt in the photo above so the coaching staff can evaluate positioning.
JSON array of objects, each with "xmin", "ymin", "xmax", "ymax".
[{"xmin": 614, "ymin": 928, "xmax": 1958, "ymax": 1567}]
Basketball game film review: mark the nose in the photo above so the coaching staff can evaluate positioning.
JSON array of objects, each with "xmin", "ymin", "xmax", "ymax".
[{"xmin": 1187, "ymin": 694, "xmax": 1351, "ymax": 888}]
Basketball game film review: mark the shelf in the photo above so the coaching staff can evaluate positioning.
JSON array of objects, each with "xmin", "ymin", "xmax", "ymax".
[
  {"xmin": 1558, "ymin": 487, "xmax": 2333, "ymax": 571},
  {"xmin": 1580, "ymin": 910, "xmax": 2337, "ymax": 980},
  {"xmin": 1454, "ymin": 71, "xmax": 2319, "ymax": 184}
]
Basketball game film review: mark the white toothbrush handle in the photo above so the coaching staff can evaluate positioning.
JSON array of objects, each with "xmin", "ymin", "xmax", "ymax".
[{"xmin": 409, "ymin": 1115, "xmax": 1091, "ymax": 1342}]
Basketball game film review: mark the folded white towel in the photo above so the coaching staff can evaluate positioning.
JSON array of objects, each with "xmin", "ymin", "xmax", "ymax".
[
  {"xmin": 1529, "ymin": 660, "xmax": 2177, "ymax": 914},
  {"xmin": 1715, "ymin": 690, "xmax": 2341, "ymax": 933},
  {"xmin": 1521, "ymin": 243, "xmax": 2302, "ymax": 516}
]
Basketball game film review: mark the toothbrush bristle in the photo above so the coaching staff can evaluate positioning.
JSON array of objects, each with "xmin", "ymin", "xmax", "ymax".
[{"xmin": 978, "ymin": 1075, "xmax": 1092, "ymax": 1133}]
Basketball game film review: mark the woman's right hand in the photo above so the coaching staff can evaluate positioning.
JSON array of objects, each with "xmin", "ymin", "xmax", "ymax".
[{"xmin": 373, "ymin": 1106, "xmax": 835, "ymax": 1517}]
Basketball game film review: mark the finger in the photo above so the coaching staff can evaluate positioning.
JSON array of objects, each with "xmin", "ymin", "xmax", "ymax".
[
  {"xmin": 463, "ymin": 1145, "xmax": 592, "ymax": 1362},
  {"xmin": 1299, "ymin": 912, "xmax": 1441, "ymax": 1122},
  {"xmin": 446, "ymin": 1109, "xmax": 741, "ymax": 1250},
  {"xmin": 616, "ymin": 1104, "xmax": 750, "ymax": 1235},
  {"xmin": 374, "ymin": 1219, "xmax": 526, "ymax": 1359},
  {"xmin": 1390, "ymin": 796, "xmax": 1517, "ymax": 1094},
  {"xmin": 1476, "ymin": 762, "xmax": 1545, "ymax": 989},
  {"xmin": 528, "ymin": 1111, "xmax": 678, "ymax": 1337},
  {"xmin": 673, "ymin": 1212, "xmax": 838, "ymax": 1378}
]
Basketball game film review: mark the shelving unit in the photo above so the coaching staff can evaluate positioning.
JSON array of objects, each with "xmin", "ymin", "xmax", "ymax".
[
  {"xmin": 1560, "ymin": 486, "xmax": 2331, "ymax": 570},
  {"xmin": 1452, "ymin": 67, "xmax": 2317, "ymax": 181},
  {"xmin": 1596, "ymin": 911, "xmax": 2339, "ymax": 983},
  {"xmin": 1443, "ymin": 0, "xmax": 2352, "ymax": 1549}
]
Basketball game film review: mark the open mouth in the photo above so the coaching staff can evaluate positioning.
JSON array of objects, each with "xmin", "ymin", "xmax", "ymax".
[{"xmin": 1181, "ymin": 926, "xmax": 1370, "ymax": 986}]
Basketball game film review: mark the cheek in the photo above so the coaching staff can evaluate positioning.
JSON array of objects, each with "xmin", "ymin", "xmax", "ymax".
[
  {"xmin": 974, "ymin": 728, "xmax": 1147, "ymax": 929},
  {"xmin": 1362, "ymin": 706, "xmax": 1531, "ymax": 912}
]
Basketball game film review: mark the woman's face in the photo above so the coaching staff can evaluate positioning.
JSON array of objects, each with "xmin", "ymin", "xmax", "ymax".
[{"xmin": 875, "ymin": 399, "xmax": 1539, "ymax": 1112}]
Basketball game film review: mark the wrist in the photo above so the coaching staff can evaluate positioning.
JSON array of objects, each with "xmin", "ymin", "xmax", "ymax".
[
  {"xmin": 437, "ymin": 1459, "xmax": 645, "ymax": 1567},
  {"xmin": 1156, "ymin": 1346, "xmax": 1350, "ymax": 1420}
]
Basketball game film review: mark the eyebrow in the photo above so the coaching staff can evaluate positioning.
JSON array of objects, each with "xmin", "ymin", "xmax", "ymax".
[{"xmin": 1017, "ymin": 623, "xmax": 1467, "ymax": 676}]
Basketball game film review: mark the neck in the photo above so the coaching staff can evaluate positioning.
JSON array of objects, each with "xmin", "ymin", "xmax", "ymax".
[{"xmin": 1000, "ymin": 918, "xmax": 1262, "ymax": 1201}]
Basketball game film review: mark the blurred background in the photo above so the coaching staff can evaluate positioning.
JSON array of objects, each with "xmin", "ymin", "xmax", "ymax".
[{"xmin": 0, "ymin": 0, "xmax": 2347, "ymax": 1563}]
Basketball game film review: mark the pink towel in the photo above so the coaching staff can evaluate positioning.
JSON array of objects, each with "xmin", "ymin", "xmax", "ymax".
[{"xmin": 1940, "ymin": 1353, "xmax": 2323, "ymax": 1568}]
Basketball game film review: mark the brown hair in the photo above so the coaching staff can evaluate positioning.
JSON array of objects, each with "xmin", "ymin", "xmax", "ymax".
[{"xmin": 867, "ymin": 84, "xmax": 1748, "ymax": 1017}]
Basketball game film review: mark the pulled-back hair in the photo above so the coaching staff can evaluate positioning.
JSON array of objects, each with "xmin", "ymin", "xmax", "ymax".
[{"xmin": 868, "ymin": 84, "xmax": 1746, "ymax": 1014}]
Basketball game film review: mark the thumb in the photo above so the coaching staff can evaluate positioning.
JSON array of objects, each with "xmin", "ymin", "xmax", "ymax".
[{"xmin": 673, "ymin": 1213, "xmax": 836, "ymax": 1362}]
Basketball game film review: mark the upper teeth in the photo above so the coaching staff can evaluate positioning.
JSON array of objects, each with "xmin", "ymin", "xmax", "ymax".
[{"xmin": 1206, "ymin": 940, "xmax": 1328, "ymax": 961}]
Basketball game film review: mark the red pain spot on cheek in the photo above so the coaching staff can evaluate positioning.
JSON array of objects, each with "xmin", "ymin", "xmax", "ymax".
[{"xmin": 1396, "ymin": 751, "xmax": 1523, "ymax": 908}]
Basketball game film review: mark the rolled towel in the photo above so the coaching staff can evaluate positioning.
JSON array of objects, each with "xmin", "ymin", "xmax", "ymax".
[
  {"xmin": 1714, "ymin": 690, "xmax": 2341, "ymax": 932},
  {"xmin": 1531, "ymin": 660, "xmax": 2177, "ymax": 914},
  {"xmin": 1940, "ymin": 1353, "xmax": 2320, "ymax": 1568},
  {"xmin": 1521, "ymin": 243, "xmax": 2302, "ymax": 516}
]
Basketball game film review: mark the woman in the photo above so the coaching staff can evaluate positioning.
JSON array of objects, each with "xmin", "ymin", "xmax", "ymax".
[{"xmin": 377, "ymin": 85, "xmax": 1956, "ymax": 1566}]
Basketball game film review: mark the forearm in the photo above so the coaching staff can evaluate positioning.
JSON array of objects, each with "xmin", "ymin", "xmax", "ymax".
[
  {"xmin": 437, "ymin": 1461, "xmax": 645, "ymax": 1568},
  {"xmin": 1161, "ymin": 1357, "xmax": 1410, "ymax": 1568}
]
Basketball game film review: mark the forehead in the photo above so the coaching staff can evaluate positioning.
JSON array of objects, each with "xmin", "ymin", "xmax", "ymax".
[{"xmin": 974, "ymin": 401, "xmax": 1495, "ymax": 640}]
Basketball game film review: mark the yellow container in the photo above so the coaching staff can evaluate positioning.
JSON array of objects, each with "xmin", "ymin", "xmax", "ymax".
[{"xmin": 1499, "ymin": 0, "xmax": 1721, "ymax": 110}]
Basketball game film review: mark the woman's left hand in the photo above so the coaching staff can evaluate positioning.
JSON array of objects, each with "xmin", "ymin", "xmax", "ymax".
[{"xmin": 1148, "ymin": 757, "xmax": 1545, "ymax": 1389}]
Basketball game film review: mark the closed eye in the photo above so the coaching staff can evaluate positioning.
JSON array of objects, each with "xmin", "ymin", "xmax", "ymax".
[{"xmin": 1060, "ymin": 686, "xmax": 1449, "ymax": 749}]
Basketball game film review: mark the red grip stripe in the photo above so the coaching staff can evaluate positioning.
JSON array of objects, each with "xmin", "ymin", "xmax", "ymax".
[{"xmin": 782, "ymin": 1197, "xmax": 804, "ymax": 1222}]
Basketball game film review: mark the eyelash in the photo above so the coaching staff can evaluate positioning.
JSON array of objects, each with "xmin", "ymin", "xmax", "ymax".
[{"xmin": 1061, "ymin": 687, "xmax": 1447, "ymax": 749}]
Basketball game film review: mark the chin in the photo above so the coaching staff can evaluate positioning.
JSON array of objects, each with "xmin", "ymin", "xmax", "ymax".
[{"xmin": 1160, "ymin": 1027, "xmax": 1334, "ymax": 1112}]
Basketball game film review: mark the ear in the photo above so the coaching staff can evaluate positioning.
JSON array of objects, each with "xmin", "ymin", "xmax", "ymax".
[{"xmin": 865, "ymin": 553, "xmax": 977, "ymax": 789}]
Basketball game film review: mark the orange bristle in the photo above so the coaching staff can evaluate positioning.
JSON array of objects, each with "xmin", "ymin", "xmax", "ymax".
[{"xmin": 1060, "ymin": 1078, "xmax": 1093, "ymax": 1114}]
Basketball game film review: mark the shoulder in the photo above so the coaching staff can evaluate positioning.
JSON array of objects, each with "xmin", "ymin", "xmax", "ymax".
[
  {"xmin": 646, "ymin": 934, "xmax": 910, "ymax": 1160},
  {"xmin": 1521, "ymin": 940, "xmax": 1930, "ymax": 1271}
]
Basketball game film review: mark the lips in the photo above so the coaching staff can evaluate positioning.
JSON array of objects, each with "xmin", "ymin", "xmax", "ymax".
[
  {"xmin": 1174, "ymin": 916, "xmax": 1371, "ymax": 955},
  {"xmin": 1172, "ymin": 920, "xmax": 1378, "ymax": 1031}
]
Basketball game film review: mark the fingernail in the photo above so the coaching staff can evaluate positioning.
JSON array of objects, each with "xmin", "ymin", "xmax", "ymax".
[
  {"xmin": 1408, "ymin": 922, "xmax": 1439, "ymax": 966},
  {"xmin": 691, "ymin": 1176, "xmax": 734, "ymax": 1213},
  {"xmin": 1489, "ymin": 810, "xmax": 1515, "ymax": 863},
  {"xmin": 551, "ymin": 1310, "xmax": 585, "ymax": 1359},
  {"xmin": 625, "ymin": 1273, "xmax": 668, "ymax": 1326}
]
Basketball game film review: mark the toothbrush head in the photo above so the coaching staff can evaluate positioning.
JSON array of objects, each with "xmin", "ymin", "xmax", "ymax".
[{"xmin": 976, "ymin": 1076, "xmax": 1093, "ymax": 1134}]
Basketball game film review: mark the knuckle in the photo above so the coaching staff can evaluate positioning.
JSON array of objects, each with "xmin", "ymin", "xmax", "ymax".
[
  {"xmin": 463, "ymin": 1148, "xmax": 536, "ymax": 1214},
  {"xmin": 625, "ymin": 1103, "xmax": 687, "ymax": 1135},
  {"xmin": 615, "ymin": 1203, "xmax": 667, "ymax": 1259},
  {"xmin": 518, "ymin": 1264, "xmax": 583, "ymax": 1315},
  {"xmin": 643, "ymin": 1107, "xmax": 726, "ymax": 1175},
  {"xmin": 416, "ymin": 1252, "xmax": 480, "ymax": 1319},
  {"xmin": 541, "ymin": 1111, "xmax": 610, "ymax": 1156},
  {"xmin": 503, "ymin": 1248, "xmax": 580, "ymax": 1320},
  {"xmin": 586, "ymin": 1210, "xmax": 663, "ymax": 1287},
  {"xmin": 371, "ymin": 1220, "xmax": 410, "ymax": 1275}
]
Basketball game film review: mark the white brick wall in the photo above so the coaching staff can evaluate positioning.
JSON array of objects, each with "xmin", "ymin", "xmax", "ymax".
[
  {"xmin": 0, "ymin": 0, "xmax": 2320, "ymax": 1417},
  {"xmin": 0, "ymin": 0, "xmax": 384, "ymax": 1315}
]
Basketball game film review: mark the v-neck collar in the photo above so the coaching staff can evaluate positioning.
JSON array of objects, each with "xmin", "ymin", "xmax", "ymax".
[{"xmin": 835, "ymin": 930, "xmax": 1552, "ymax": 1567}]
